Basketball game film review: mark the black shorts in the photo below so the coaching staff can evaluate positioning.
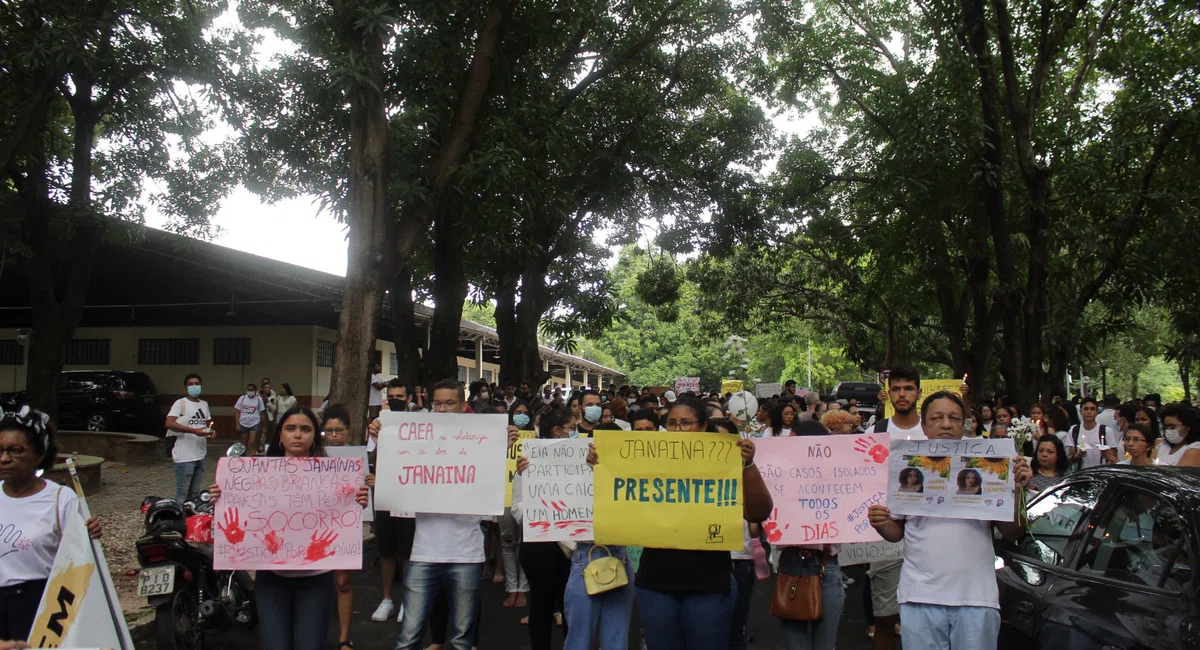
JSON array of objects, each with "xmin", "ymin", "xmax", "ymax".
[{"xmin": 374, "ymin": 511, "xmax": 415, "ymax": 559}]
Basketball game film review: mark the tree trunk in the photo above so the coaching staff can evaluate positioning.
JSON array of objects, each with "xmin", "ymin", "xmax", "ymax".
[
  {"xmin": 328, "ymin": 3, "xmax": 390, "ymax": 443},
  {"xmin": 494, "ymin": 268, "xmax": 550, "ymax": 389},
  {"xmin": 422, "ymin": 214, "xmax": 468, "ymax": 386},
  {"xmin": 388, "ymin": 264, "xmax": 422, "ymax": 392},
  {"xmin": 1180, "ymin": 360, "xmax": 1192, "ymax": 404}
]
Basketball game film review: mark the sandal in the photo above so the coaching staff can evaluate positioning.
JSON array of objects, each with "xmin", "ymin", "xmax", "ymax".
[{"xmin": 340, "ymin": 642, "xmax": 355, "ymax": 650}]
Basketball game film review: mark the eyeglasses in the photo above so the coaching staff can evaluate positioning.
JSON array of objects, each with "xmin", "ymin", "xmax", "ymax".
[
  {"xmin": 0, "ymin": 445, "xmax": 30, "ymax": 458},
  {"xmin": 323, "ymin": 428, "xmax": 347, "ymax": 436},
  {"xmin": 666, "ymin": 419, "xmax": 699, "ymax": 431},
  {"xmin": 432, "ymin": 400, "xmax": 459, "ymax": 411},
  {"xmin": 1125, "ymin": 437, "xmax": 1147, "ymax": 444}
]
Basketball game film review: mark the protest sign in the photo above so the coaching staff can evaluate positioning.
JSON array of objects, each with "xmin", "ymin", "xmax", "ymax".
[
  {"xmin": 29, "ymin": 479, "xmax": 133, "ymax": 649},
  {"xmin": 375, "ymin": 412, "xmax": 507, "ymax": 516},
  {"xmin": 755, "ymin": 435, "xmax": 889, "ymax": 545},
  {"xmin": 884, "ymin": 379, "xmax": 963, "ymax": 418},
  {"xmin": 838, "ymin": 540, "xmax": 905, "ymax": 567},
  {"xmin": 888, "ymin": 438, "xmax": 1016, "ymax": 521},
  {"xmin": 755, "ymin": 383, "xmax": 782, "ymax": 399},
  {"xmin": 593, "ymin": 431, "xmax": 743, "ymax": 550},
  {"xmin": 506, "ymin": 430, "xmax": 537, "ymax": 507},
  {"xmin": 520, "ymin": 439, "xmax": 594, "ymax": 542},
  {"xmin": 721, "ymin": 379, "xmax": 745, "ymax": 395},
  {"xmin": 325, "ymin": 445, "xmax": 373, "ymax": 521},
  {"xmin": 214, "ymin": 456, "xmax": 365, "ymax": 570},
  {"xmin": 675, "ymin": 377, "xmax": 701, "ymax": 394}
]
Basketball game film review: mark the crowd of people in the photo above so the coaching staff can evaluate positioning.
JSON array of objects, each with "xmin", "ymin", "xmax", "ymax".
[{"xmin": 0, "ymin": 367, "xmax": 1197, "ymax": 650}]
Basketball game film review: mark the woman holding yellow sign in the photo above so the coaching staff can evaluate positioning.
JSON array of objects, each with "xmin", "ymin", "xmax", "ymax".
[{"xmin": 586, "ymin": 396, "xmax": 773, "ymax": 650}]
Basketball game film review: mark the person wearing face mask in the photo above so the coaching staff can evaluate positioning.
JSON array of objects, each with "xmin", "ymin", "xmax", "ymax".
[
  {"xmin": 1157, "ymin": 404, "xmax": 1200, "ymax": 466},
  {"xmin": 208, "ymin": 408, "xmax": 369, "ymax": 650},
  {"xmin": 322, "ymin": 405, "xmax": 376, "ymax": 650},
  {"xmin": 165, "ymin": 373, "xmax": 216, "ymax": 503},
  {"xmin": 368, "ymin": 380, "xmax": 419, "ymax": 624},
  {"xmin": 498, "ymin": 401, "xmax": 531, "ymax": 609},
  {"xmin": 235, "ymin": 383, "xmax": 268, "ymax": 457},
  {"xmin": 576, "ymin": 390, "xmax": 603, "ymax": 438}
]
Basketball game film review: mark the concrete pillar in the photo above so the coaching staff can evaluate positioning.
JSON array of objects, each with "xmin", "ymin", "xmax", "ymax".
[
  {"xmin": 475, "ymin": 339, "xmax": 484, "ymax": 382},
  {"xmin": 583, "ymin": 368, "xmax": 590, "ymax": 390},
  {"xmin": 565, "ymin": 366, "xmax": 572, "ymax": 390}
]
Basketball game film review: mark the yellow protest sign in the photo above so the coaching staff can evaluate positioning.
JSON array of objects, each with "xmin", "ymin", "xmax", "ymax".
[
  {"xmin": 593, "ymin": 431, "xmax": 744, "ymax": 550},
  {"xmin": 721, "ymin": 380, "xmax": 744, "ymax": 395},
  {"xmin": 506, "ymin": 430, "xmax": 537, "ymax": 507},
  {"xmin": 884, "ymin": 379, "xmax": 964, "ymax": 418}
]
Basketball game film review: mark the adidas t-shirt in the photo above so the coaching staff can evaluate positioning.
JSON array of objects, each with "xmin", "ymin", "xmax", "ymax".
[{"xmin": 168, "ymin": 398, "xmax": 211, "ymax": 463}]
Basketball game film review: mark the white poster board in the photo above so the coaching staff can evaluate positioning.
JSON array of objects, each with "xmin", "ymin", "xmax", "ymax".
[
  {"xmin": 837, "ymin": 540, "xmax": 904, "ymax": 566},
  {"xmin": 756, "ymin": 383, "xmax": 782, "ymax": 398},
  {"xmin": 520, "ymin": 439, "xmax": 594, "ymax": 542},
  {"xmin": 674, "ymin": 377, "xmax": 701, "ymax": 394},
  {"xmin": 889, "ymin": 438, "xmax": 1016, "ymax": 521},
  {"xmin": 375, "ymin": 412, "xmax": 507, "ymax": 515},
  {"xmin": 29, "ymin": 499, "xmax": 133, "ymax": 649},
  {"xmin": 325, "ymin": 446, "xmax": 373, "ymax": 521}
]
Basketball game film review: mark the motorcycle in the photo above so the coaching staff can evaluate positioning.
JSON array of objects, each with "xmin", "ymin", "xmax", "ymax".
[{"xmin": 135, "ymin": 444, "xmax": 256, "ymax": 650}]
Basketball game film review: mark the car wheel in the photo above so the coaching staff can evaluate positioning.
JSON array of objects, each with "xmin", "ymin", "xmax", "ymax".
[{"xmin": 87, "ymin": 412, "xmax": 108, "ymax": 432}]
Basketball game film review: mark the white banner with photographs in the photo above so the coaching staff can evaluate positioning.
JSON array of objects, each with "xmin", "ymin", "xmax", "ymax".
[{"xmin": 888, "ymin": 438, "xmax": 1016, "ymax": 521}]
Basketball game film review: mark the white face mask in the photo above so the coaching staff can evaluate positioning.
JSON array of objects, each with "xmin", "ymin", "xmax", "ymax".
[
  {"xmin": 1164, "ymin": 427, "xmax": 1184, "ymax": 445},
  {"xmin": 480, "ymin": 392, "xmax": 490, "ymax": 401}
]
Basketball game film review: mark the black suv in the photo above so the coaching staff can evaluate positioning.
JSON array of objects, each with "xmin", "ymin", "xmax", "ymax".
[
  {"xmin": 832, "ymin": 381, "xmax": 881, "ymax": 407},
  {"xmin": 1, "ymin": 370, "xmax": 164, "ymax": 433}
]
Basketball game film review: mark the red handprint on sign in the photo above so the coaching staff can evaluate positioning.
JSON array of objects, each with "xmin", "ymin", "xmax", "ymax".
[
  {"xmin": 854, "ymin": 436, "xmax": 889, "ymax": 463},
  {"xmin": 258, "ymin": 530, "xmax": 284, "ymax": 554},
  {"xmin": 304, "ymin": 530, "xmax": 339, "ymax": 562},
  {"xmin": 217, "ymin": 508, "xmax": 246, "ymax": 544},
  {"xmin": 763, "ymin": 508, "xmax": 789, "ymax": 543}
]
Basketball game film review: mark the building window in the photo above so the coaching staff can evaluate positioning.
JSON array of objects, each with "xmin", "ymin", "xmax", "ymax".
[
  {"xmin": 67, "ymin": 339, "xmax": 111, "ymax": 365},
  {"xmin": 213, "ymin": 338, "xmax": 252, "ymax": 365},
  {"xmin": 389, "ymin": 352, "xmax": 398, "ymax": 375},
  {"xmin": 137, "ymin": 338, "xmax": 200, "ymax": 365},
  {"xmin": 0, "ymin": 341, "xmax": 23, "ymax": 366},
  {"xmin": 317, "ymin": 340, "xmax": 335, "ymax": 368},
  {"xmin": 457, "ymin": 365, "xmax": 467, "ymax": 383}
]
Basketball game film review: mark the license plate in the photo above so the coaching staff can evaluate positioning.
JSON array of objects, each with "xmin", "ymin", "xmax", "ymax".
[{"xmin": 136, "ymin": 566, "xmax": 175, "ymax": 597}]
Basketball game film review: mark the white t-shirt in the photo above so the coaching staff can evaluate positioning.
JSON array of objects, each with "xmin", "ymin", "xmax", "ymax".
[
  {"xmin": 1071, "ymin": 423, "xmax": 1115, "ymax": 468},
  {"xmin": 410, "ymin": 514, "xmax": 485, "ymax": 563},
  {"xmin": 1096, "ymin": 408, "xmax": 1117, "ymax": 430},
  {"xmin": 887, "ymin": 417, "xmax": 925, "ymax": 440},
  {"xmin": 1156, "ymin": 441, "xmax": 1200, "ymax": 466},
  {"xmin": 234, "ymin": 394, "xmax": 266, "ymax": 428},
  {"xmin": 731, "ymin": 522, "xmax": 754, "ymax": 560},
  {"xmin": 369, "ymin": 374, "xmax": 384, "ymax": 407},
  {"xmin": 168, "ymin": 398, "xmax": 211, "ymax": 463},
  {"xmin": 0, "ymin": 482, "xmax": 79, "ymax": 587},
  {"xmin": 894, "ymin": 514, "xmax": 998, "ymax": 609}
]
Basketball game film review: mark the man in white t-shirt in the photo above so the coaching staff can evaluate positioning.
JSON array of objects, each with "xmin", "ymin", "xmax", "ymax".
[
  {"xmin": 869, "ymin": 391, "xmax": 1032, "ymax": 650},
  {"xmin": 165, "ymin": 373, "xmax": 216, "ymax": 503},
  {"xmin": 369, "ymin": 363, "xmax": 386, "ymax": 420},
  {"xmin": 391, "ymin": 378, "xmax": 485, "ymax": 650},
  {"xmin": 1068, "ymin": 397, "xmax": 1118, "ymax": 468},
  {"xmin": 234, "ymin": 382, "xmax": 267, "ymax": 455}
]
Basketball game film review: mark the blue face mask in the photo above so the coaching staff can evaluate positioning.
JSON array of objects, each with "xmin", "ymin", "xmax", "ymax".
[
  {"xmin": 569, "ymin": 428, "xmax": 580, "ymax": 439},
  {"xmin": 584, "ymin": 405, "xmax": 603, "ymax": 424},
  {"xmin": 187, "ymin": 385, "xmax": 202, "ymax": 398},
  {"xmin": 513, "ymin": 413, "xmax": 531, "ymax": 428}
]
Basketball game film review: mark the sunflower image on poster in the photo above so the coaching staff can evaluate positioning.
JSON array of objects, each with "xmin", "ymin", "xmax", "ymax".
[
  {"xmin": 965, "ymin": 457, "xmax": 1010, "ymax": 481},
  {"xmin": 906, "ymin": 455, "xmax": 951, "ymax": 479}
]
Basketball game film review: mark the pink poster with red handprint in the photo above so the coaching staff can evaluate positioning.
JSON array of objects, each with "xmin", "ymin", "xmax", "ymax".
[
  {"xmin": 754, "ymin": 435, "xmax": 890, "ymax": 545},
  {"xmin": 213, "ymin": 456, "xmax": 365, "ymax": 570}
]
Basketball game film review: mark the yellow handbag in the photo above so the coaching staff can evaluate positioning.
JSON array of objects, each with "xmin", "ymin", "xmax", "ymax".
[{"xmin": 583, "ymin": 545, "xmax": 628, "ymax": 595}]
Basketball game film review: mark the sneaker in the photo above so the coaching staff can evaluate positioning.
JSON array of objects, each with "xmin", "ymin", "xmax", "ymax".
[
  {"xmin": 370, "ymin": 599, "xmax": 395, "ymax": 622},
  {"xmin": 397, "ymin": 603, "xmax": 405, "ymax": 623}
]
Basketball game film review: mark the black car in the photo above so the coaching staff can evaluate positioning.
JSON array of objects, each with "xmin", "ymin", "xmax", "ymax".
[
  {"xmin": 832, "ymin": 381, "xmax": 881, "ymax": 407},
  {"xmin": 0, "ymin": 370, "xmax": 164, "ymax": 433},
  {"xmin": 996, "ymin": 466, "xmax": 1200, "ymax": 650}
]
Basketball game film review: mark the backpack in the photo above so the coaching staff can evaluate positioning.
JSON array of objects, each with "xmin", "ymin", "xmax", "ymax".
[
  {"xmin": 873, "ymin": 418, "xmax": 889, "ymax": 434},
  {"xmin": 1068, "ymin": 424, "xmax": 1107, "ymax": 470}
]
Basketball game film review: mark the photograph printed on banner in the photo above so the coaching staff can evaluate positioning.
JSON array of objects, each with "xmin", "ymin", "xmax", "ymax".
[{"xmin": 888, "ymin": 438, "xmax": 1016, "ymax": 521}]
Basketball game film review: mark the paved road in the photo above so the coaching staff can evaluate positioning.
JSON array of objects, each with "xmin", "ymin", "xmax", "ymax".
[{"xmin": 142, "ymin": 544, "xmax": 886, "ymax": 650}]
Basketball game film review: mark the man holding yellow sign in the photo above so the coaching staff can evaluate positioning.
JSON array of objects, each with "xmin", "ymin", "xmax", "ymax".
[{"xmin": 588, "ymin": 397, "xmax": 772, "ymax": 650}]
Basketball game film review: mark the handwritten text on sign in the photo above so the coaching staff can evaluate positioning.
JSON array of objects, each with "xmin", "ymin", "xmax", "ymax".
[
  {"xmin": 593, "ymin": 431, "xmax": 743, "ymax": 551},
  {"xmin": 375, "ymin": 412, "xmax": 507, "ymax": 516},
  {"xmin": 888, "ymin": 438, "xmax": 1016, "ymax": 521},
  {"xmin": 521, "ymin": 439, "xmax": 594, "ymax": 542},
  {"xmin": 214, "ymin": 456, "xmax": 364, "ymax": 571},
  {"xmin": 506, "ymin": 430, "xmax": 537, "ymax": 507},
  {"xmin": 755, "ymin": 435, "xmax": 889, "ymax": 544}
]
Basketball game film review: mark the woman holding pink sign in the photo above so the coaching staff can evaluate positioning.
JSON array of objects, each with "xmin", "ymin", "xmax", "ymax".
[{"xmin": 208, "ymin": 407, "xmax": 369, "ymax": 650}]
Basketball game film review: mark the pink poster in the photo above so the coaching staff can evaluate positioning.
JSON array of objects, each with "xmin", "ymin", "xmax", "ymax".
[
  {"xmin": 213, "ymin": 456, "xmax": 365, "ymax": 570},
  {"xmin": 754, "ymin": 435, "xmax": 890, "ymax": 545}
]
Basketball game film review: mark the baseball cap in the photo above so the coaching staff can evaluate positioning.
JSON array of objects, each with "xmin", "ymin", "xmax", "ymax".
[{"xmin": 664, "ymin": 390, "xmax": 677, "ymax": 403}]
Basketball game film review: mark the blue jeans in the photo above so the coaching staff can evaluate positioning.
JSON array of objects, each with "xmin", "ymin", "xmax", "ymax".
[
  {"xmin": 637, "ymin": 574, "xmax": 736, "ymax": 650},
  {"xmin": 173, "ymin": 458, "xmax": 206, "ymax": 503},
  {"xmin": 730, "ymin": 560, "xmax": 755, "ymax": 650},
  {"xmin": 564, "ymin": 544, "xmax": 634, "ymax": 650},
  {"xmin": 254, "ymin": 571, "xmax": 336, "ymax": 650},
  {"xmin": 899, "ymin": 603, "xmax": 1000, "ymax": 650},
  {"xmin": 393, "ymin": 562, "xmax": 483, "ymax": 650},
  {"xmin": 778, "ymin": 551, "xmax": 845, "ymax": 650}
]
